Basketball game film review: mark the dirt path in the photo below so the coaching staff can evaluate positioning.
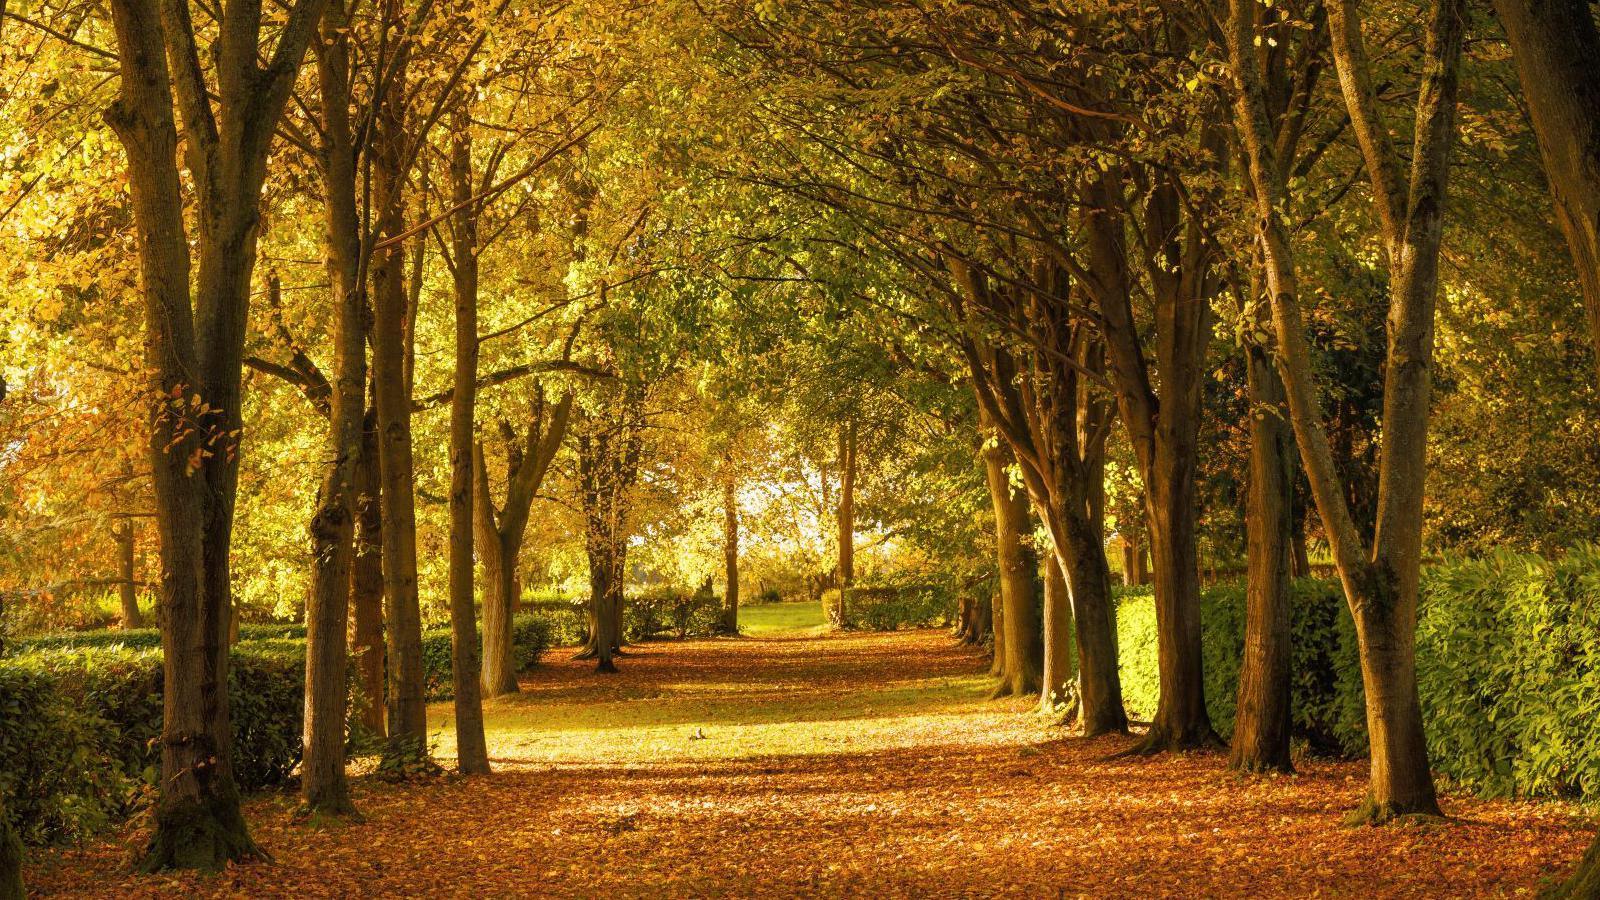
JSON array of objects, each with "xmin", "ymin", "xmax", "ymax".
[{"xmin": 25, "ymin": 628, "xmax": 1592, "ymax": 897}]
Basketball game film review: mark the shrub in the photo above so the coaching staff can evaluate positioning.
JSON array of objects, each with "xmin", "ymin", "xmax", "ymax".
[
  {"xmin": 843, "ymin": 580, "xmax": 957, "ymax": 631},
  {"xmin": 522, "ymin": 598, "xmax": 588, "ymax": 647},
  {"xmin": 8, "ymin": 622, "xmax": 307, "ymax": 656},
  {"xmin": 422, "ymin": 613, "xmax": 552, "ymax": 701},
  {"xmin": 0, "ymin": 642, "xmax": 305, "ymax": 847},
  {"xmin": 1415, "ymin": 548, "xmax": 1600, "ymax": 799},
  {"xmin": 1116, "ymin": 579, "xmax": 1363, "ymax": 756},
  {"xmin": 624, "ymin": 589, "xmax": 723, "ymax": 641}
]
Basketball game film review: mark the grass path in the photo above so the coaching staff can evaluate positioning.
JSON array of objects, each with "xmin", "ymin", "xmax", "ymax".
[{"xmin": 25, "ymin": 610, "xmax": 1593, "ymax": 897}]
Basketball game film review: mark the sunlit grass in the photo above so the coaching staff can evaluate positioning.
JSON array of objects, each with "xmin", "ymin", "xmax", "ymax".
[
  {"xmin": 426, "ymin": 627, "xmax": 1040, "ymax": 766},
  {"xmin": 736, "ymin": 600, "xmax": 826, "ymax": 636}
]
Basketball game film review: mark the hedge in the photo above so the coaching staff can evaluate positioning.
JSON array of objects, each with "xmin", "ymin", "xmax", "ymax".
[
  {"xmin": 1116, "ymin": 578, "xmax": 1364, "ymax": 756},
  {"xmin": 841, "ymin": 580, "xmax": 958, "ymax": 632},
  {"xmin": 1117, "ymin": 547, "xmax": 1600, "ymax": 800},
  {"xmin": 1, "ymin": 614, "xmax": 552, "ymax": 846},
  {"xmin": 0, "ymin": 641, "xmax": 303, "ymax": 846},
  {"xmin": 7, "ymin": 623, "xmax": 306, "ymax": 656},
  {"xmin": 422, "ymin": 613, "xmax": 552, "ymax": 701}
]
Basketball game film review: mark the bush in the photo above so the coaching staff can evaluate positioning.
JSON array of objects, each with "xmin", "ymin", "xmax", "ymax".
[
  {"xmin": 624, "ymin": 589, "xmax": 723, "ymax": 641},
  {"xmin": 1116, "ymin": 579, "xmax": 1363, "ymax": 756},
  {"xmin": 0, "ymin": 642, "xmax": 305, "ymax": 847},
  {"xmin": 1415, "ymin": 548, "xmax": 1600, "ymax": 799},
  {"xmin": 421, "ymin": 613, "xmax": 552, "ymax": 701},
  {"xmin": 843, "ymin": 580, "xmax": 957, "ymax": 631},
  {"xmin": 522, "ymin": 598, "xmax": 588, "ymax": 647},
  {"xmin": 8, "ymin": 622, "xmax": 307, "ymax": 656}
]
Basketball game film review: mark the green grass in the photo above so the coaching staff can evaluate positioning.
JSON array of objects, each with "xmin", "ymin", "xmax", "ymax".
[{"xmin": 736, "ymin": 600, "xmax": 826, "ymax": 636}]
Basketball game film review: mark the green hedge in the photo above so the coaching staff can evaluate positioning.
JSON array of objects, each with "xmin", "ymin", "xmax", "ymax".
[
  {"xmin": 1116, "ymin": 579, "xmax": 1364, "ymax": 756},
  {"xmin": 1416, "ymin": 548, "xmax": 1600, "ymax": 799},
  {"xmin": 8, "ymin": 623, "xmax": 307, "ymax": 656},
  {"xmin": 1118, "ymin": 547, "xmax": 1600, "ymax": 800},
  {"xmin": 842, "ymin": 580, "xmax": 957, "ymax": 632},
  {"xmin": 0, "ymin": 642, "xmax": 304, "ymax": 846},
  {"xmin": 421, "ymin": 613, "xmax": 552, "ymax": 701},
  {"xmin": 626, "ymin": 589, "xmax": 723, "ymax": 641}
]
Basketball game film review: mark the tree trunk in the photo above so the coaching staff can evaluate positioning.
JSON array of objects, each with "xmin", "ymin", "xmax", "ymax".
[
  {"xmin": 104, "ymin": 0, "xmax": 329, "ymax": 869},
  {"xmin": 1556, "ymin": 835, "xmax": 1600, "ymax": 899},
  {"xmin": 988, "ymin": 589, "xmax": 1006, "ymax": 676},
  {"xmin": 832, "ymin": 422, "xmax": 857, "ymax": 628},
  {"xmin": 478, "ymin": 530, "xmax": 519, "ymax": 695},
  {"xmin": 982, "ymin": 430, "xmax": 1043, "ymax": 699},
  {"xmin": 588, "ymin": 542, "xmax": 623, "ymax": 673},
  {"xmin": 0, "ymin": 793, "xmax": 19, "ymax": 900},
  {"xmin": 1136, "ymin": 429, "xmax": 1219, "ymax": 751},
  {"xmin": 1231, "ymin": 348, "xmax": 1295, "ymax": 774},
  {"xmin": 1290, "ymin": 513, "xmax": 1311, "ymax": 579},
  {"xmin": 1227, "ymin": 0, "xmax": 1461, "ymax": 819},
  {"xmin": 372, "ymin": 16, "xmax": 428, "ymax": 768},
  {"xmin": 721, "ymin": 469, "xmax": 739, "ymax": 634},
  {"xmin": 1492, "ymin": 0, "xmax": 1600, "ymax": 386},
  {"xmin": 1040, "ymin": 553, "xmax": 1074, "ymax": 714},
  {"xmin": 350, "ymin": 406, "xmax": 386, "ymax": 737},
  {"xmin": 445, "ymin": 111, "xmax": 490, "ymax": 776},
  {"xmin": 301, "ymin": 0, "xmax": 365, "ymax": 816},
  {"xmin": 114, "ymin": 519, "xmax": 143, "ymax": 629}
]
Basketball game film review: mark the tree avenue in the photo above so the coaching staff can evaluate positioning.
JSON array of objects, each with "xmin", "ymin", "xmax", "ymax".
[{"xmin": 2, "ymin": 0, "xmax": 1600, "ymax": 895}]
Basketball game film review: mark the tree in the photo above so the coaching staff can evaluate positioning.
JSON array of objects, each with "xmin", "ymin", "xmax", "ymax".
[
  {"xmin": 102, "ymin": 0, "xmax": 329, "ymax": 868},
  {"xmin": 444, "ymin": 105, "xmax": 490, "ymax": 775},
  {"xmin": 477, "ymin": 390, "xmax": 572, "ymax": 694},
  {"xmin": 1225, "ymin": 0, "xmax": 1467, "ymax": 821},
  {"xmin": 299, "ymin": 0, "xmax": 369, "ymax": 817}
]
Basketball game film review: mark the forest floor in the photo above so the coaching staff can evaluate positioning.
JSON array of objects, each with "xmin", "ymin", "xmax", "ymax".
[{"xmin": 24, "ymin": 603, "xmax": 1595, "ymax": 898}]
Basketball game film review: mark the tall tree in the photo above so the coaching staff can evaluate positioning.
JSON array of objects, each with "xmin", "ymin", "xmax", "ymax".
[
  {"xmin": 1226, "ymin": 0, "xmax": 1467, "ymax": 820},
  {"xmin": 442, "ymin": 106, "xmax": 492, "ymax": 775},
  {"xmin": 831, "ymin": 420, "xmax": 857, "ymax": 627},
  {"xmin": 299, "ymin": 0, "xmax": 368, "ymax": 817},
  {"xmin": 102, "ymin": 0, "xmax": 328, "ymax": 868},
  {"xmin": 370, "ymin": 0, "xmax": 429, "ymax": 770}
]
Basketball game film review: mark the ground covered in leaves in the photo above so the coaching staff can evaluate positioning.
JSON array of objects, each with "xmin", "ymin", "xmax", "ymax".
[{"xmin": 24, "ymin": 604, "xmax": 1595, "ymax": 897}]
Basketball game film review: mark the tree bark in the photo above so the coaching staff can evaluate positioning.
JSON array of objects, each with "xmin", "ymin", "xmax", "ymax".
[
  {"xmin": 103, "ymin": 0, "xmax": 328, "ymax": 870},
  {"xmin": 476, "ymin": 390, "xmax": 571, "ymax": 695},
  {"xmin": 981, "ymin": 423, "xmax": 1043, "ymax": 699},
  {"xmin": 445, "ymin": 109, "xmax": 490, "ymax": 776},
  {"xmin": 720, "ymin": 467, "xmax": 740, "ymax": 634},
  {"xmin": 1039, "ymin": 553, "xmax": 1074, "ymax": 714},
  {"xmin": 1230, "ymin": 344, "xmax": 1295, "ymax": 774},
  {"xmin": 350, "ymin": 405, "xmax": 386, "ymax": 737},
  {"xmin": 831, "ymin": 421, "xmax": 857, "ymax": 628},
  {"xmin": 300, "ymin": 0, "xmax": 367, "ymax": 817},
  {"xmin": 1226, "ymin": 0, "xmax": 1462, "ymax": 819},
  {"xmin": 371, "ymin": 2, "xmax": 428, "ymax": 768},
  {"xmin": 1491, "ymin": 0, "xmax": 1600, "ymax": 387},
  {"xmin": 114, "ymin": 519, "xmax": 143, "ymax": 629}
]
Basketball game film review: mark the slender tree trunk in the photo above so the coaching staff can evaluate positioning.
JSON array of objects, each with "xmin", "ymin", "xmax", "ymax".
[
  {"xmin": 1231, "ymin": 347, "xmax": 1296, "ymax": 774},
  {"xmin": 372, "ymin": 16, "xmax": 427, "ymax": 767},
  {"xmin": 114, "ymin": 519, "xmax": 143, "ymax": 628},
  {"xmin": 721, "ymin": 469, "xmax": 740, "ymax": 634},
  {"xmin": 982, "ymin": 430, "xmax": 1043, "ymax": 699},
  {"xmin": 350, "ymin": 406, "xmax": 386, "ymax": 737},
  {"xmin": 988, "ymin": 589, "xmax": 1006, "ymax": 676},
  {"xmin": 300, "ymin": 0, "xmax": 366, "ymax": 816},
  {"xmin": 445, "ymin": 112, "xmax": 490, "ymax": 775},
  {"xmin": 832, "ymin": 422, "xmax": 857, "ymax": 628},
  {"xmin": 1290, "ymin": 513, "xmax": 1311, "ymax": 578},
  {"xmin": 1040, "ymin": 553, "xmax": 1074, "ymax": 713}
]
